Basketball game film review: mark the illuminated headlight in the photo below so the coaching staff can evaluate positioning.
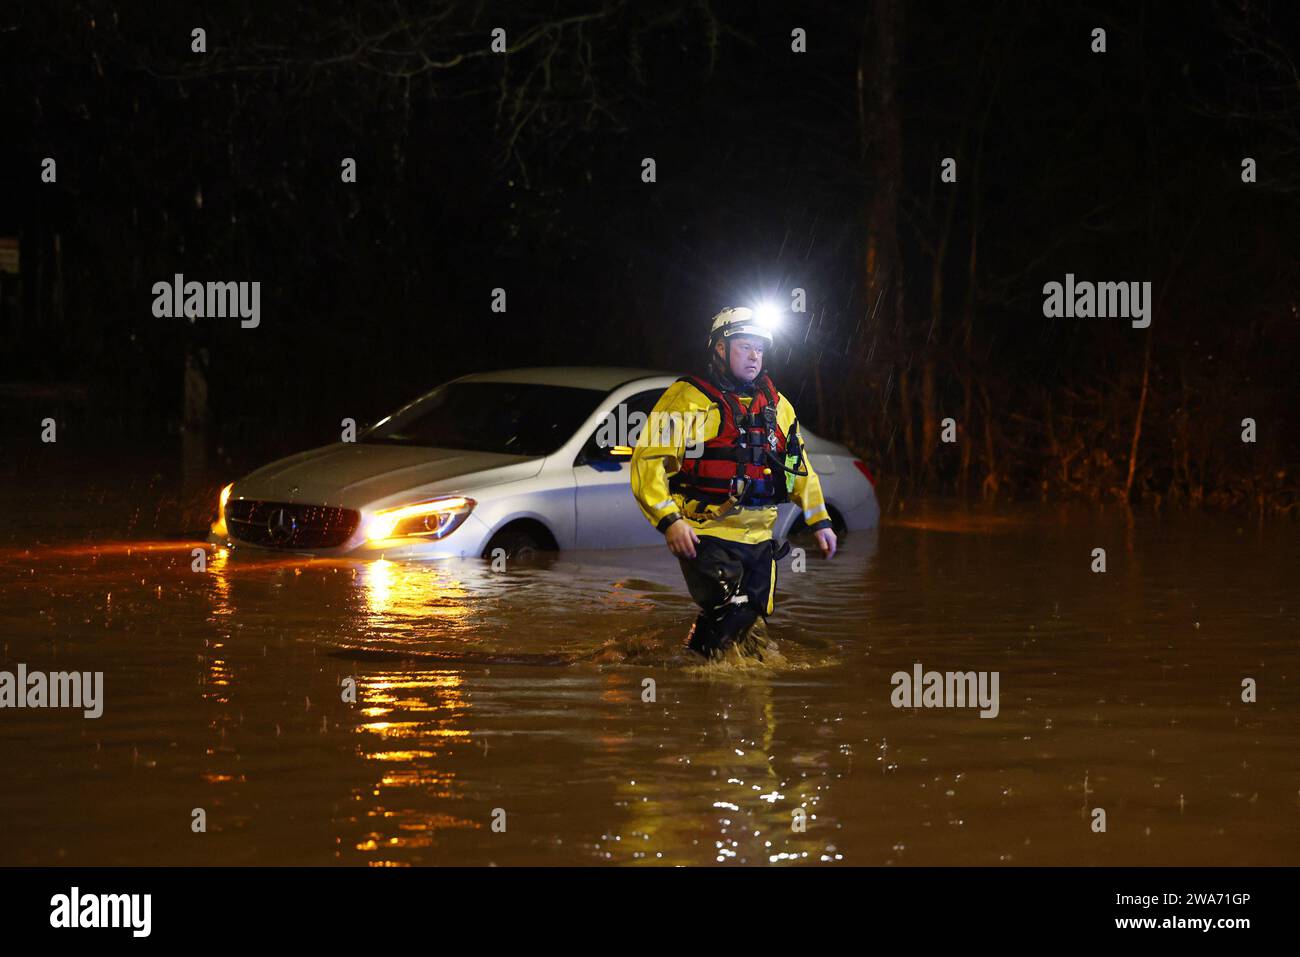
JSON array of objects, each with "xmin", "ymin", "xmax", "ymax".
[
  {"xmin": 365, "ymin": 497, "xmax": 476, "ymax": 542},
  {"xmin": 753, "ymin": 301, "xmax": 782, "ymax": 329},
  {"xmin": 212, "ymin": 483, "xmax": 234, "ymax": 537}
]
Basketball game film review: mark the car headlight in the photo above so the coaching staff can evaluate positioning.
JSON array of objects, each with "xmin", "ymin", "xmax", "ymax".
[
  {"xmin": 365, "ymin": 496, "xmax": 476, "ymax": 542},
  {"xmin": 212, "ymin": 482, "xmax": 234, "ymax": 537}
]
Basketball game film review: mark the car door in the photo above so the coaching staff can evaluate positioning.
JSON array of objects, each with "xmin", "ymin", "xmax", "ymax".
[{"xmin": 571, "ymin": 388, "xmax": 667, "ymax": 549}]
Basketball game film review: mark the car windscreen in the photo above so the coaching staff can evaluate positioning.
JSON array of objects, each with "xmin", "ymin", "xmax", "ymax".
[{"xmin": 361, "ymin": 381, "xmax": 607, "ymax": 457}]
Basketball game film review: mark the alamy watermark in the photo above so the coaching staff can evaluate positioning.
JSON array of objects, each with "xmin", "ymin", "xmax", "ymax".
[
  {"xmin": 890, "ymin": 663, "xmax": 999, "ymax": 718},
  {"xmin": 593, "ymin": 403, "xmax": 708, "ymax": 457},
  {"xmin": 1042, "ymin": 273, "xmax": 1151, "ymax": 328},
  {"xmin": 0, "ymin": 664, "xmax": 103, "ymax": 718},
  {"xmin": 50, "ymin": 887, "xmax": 150, "ymax": 937},
  {"xmin": 152, "ymin": 273, "xmax": 260, "ymax": 328}
]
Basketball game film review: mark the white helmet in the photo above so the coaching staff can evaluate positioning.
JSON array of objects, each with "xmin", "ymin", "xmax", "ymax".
[{"xmin": 707, "ymin": 306, "xmax": 775, "ymax": 350}]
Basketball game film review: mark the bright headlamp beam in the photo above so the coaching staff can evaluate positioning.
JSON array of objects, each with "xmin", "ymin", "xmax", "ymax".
[
  {"xmin": 752, "ymin": 301, "xmax": 782, "ymax": 329},
  {"xmin": 365, "ymin": 497, "xmax": 473, "ymax": 541}
]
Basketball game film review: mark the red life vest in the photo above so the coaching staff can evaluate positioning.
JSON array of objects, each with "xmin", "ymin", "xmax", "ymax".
[{"xmin": 670, "ymin": 373, "xmax": 789, "ymax": 506}]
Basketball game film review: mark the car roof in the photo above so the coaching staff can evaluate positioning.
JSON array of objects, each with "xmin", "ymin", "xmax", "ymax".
[{"xmin": 457, "ymin": 367, "xmax": 677, "ymax": 391}]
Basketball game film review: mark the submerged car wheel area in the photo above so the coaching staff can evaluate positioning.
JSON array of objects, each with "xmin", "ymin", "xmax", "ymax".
[
  {"xmin": 482, "ymin": 521, "xmax": 557, "ymax": 561},
  {"xmin": 210, "ymin": 367, "xmax": 880, "ymax": 560}
]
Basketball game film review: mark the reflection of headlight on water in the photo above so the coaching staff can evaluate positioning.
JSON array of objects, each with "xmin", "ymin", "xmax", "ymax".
[
  {"xmin": 360, "ymin": 559, "xmax": 473, "ymax": 628},
  {"xmin": 364, "ymin": 558, "xmax": 394, "ymax": 610}
]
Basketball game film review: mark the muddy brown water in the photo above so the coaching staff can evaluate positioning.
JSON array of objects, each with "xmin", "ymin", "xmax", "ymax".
[{"xmin": 0, "ymin": 474, "xmax": 1296, "ymax": 865}]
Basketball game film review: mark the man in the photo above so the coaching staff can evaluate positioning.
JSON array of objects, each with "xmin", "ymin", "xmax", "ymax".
[{"xmin": 631, "ymin": 306, "xmax": 837, "ymax": 659}]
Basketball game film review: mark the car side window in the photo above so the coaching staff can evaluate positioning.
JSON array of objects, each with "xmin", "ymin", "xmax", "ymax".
[{"xmin": 577, "ymin": 389, "xmax": 665, "ymax": 465}]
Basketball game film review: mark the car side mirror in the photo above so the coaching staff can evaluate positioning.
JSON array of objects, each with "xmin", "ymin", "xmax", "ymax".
[{"xmin": 577, "ymin": 440, "xmax": 631, "ymax": 471}]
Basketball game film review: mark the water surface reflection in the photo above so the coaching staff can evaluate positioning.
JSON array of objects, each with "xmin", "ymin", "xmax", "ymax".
[{"xmin": 0, "ymin": 506, "xmax": 1295, "ymax": 865}]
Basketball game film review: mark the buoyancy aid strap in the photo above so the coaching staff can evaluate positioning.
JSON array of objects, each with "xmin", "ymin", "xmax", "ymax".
[
  {"xmin": 678, "ymin": 374, "xmax": 777, "ymax": 420},
  {"xmin": 677, "ymin": 374, "xmax": 724, "ymax": 406},
  {"xmin": 677, "ymin": 374, "xmax": 779, "ymax": 423},
  {"xmin": 781, "ymin": 416, "xmax": 809, "ymax": 477},
  {"xmin": 674, "ymin": 373, "xmax": 789, "ymax": 508},
  {"xmin": 719, "ymin": 391, "xmax": 753, "ymax": 490},
  {"xmin": 691, "ymin": 445, "xmax": 749, "ymax": 462},
  {"xmin": 679, "ymin": 374, "xmax": 749, "ymax": 490}
]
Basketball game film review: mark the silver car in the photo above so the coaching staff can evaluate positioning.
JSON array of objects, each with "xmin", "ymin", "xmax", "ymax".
[{"xmin": 210, "ymin": 367, "xmax": 880, "ymax": 560}]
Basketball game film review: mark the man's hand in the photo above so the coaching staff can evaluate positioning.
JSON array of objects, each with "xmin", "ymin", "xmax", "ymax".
[
  {"xmin": 665, "ymin": 519, "xmax": 700, "ymax": 559},
  {"xmin": 814, "ymin": 527, "xmax": 837, "ymax": 559}
]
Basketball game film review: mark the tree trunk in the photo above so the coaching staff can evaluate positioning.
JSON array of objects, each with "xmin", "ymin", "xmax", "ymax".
[
  {"xmin": 899, "ymin": 365, "xmax": 914, "ymax": 481},
  {"xmin": 1124, "ymin": 334, "xmax": 1152, "ymax": 503},
  {"xmin": 182, "ymin": 345, "xmax": 210, "ymax": 492},
  {"xmin": 857, "ymin": 0, "xmax": 905, "ymax": 460}
]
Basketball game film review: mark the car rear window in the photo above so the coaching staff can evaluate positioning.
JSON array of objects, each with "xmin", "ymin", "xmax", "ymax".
[{"xmin": 362, "ymin": 381, "xmax": 606, "ymax": 457}]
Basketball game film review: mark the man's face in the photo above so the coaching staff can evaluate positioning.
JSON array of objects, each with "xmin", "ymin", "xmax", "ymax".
[{"xmin": 717, "ymin": 334, "xmax": 765, "ymax": 382}]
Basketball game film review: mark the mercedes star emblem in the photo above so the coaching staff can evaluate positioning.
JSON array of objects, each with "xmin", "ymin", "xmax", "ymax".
[{"xmin": 266, "ymin": 506, "xmax": 296, "ymax": 543}]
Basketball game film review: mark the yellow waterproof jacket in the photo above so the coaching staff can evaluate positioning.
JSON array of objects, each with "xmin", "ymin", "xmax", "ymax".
[{"xmin": 630, "ymin": 377, "xmax": 833, "ymax": 545}]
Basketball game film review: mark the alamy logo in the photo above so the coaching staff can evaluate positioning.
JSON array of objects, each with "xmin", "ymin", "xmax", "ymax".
[
  {"xmin": 152, "ymin": 273, "xmax": 261, "ymax": 328},
  {"xmin": 50, "ymin": 887, "xmax": 151, "ymax": 937},
  {"xmin": 593, "ymin": 404, "xmax": 708, "ymax": 457},
  {"xmin": 1042, "ymin": 273, "xmax": 1151, "ymax": 328},
  {"xmin": 890, "ymin": 663, "xmax": 1000, "ymax": 718},
  {"xmin": 0, "ymin": 664, "xmax": 103, "ymax": 718}
]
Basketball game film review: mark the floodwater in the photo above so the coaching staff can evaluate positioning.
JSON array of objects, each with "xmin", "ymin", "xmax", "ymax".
[{"xmin": 0, "ymin": 469, "xmax": 1297, "ymax": 865}]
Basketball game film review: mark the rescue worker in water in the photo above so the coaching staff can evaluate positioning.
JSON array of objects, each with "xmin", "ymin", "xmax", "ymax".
[{"xmin": 631, "ymin": 306, "xmax": 837, "ymax": 658}]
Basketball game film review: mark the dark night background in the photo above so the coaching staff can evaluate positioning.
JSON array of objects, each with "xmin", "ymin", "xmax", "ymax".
[{"xmin": 2, "ymin": 0, "xmax": 1297, "ymax": 513}]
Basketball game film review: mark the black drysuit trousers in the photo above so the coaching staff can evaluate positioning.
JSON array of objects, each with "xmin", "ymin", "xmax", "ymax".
[{"xmin": 677, "ymin": 535, "xmax": 790, "ymax": 658}]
